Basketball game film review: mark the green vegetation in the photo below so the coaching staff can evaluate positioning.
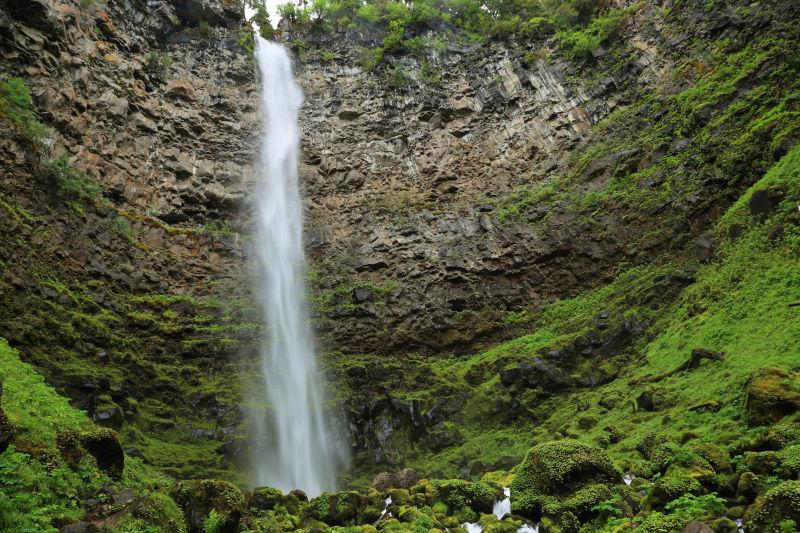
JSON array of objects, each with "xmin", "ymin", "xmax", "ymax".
[
  {"xmin": 39, "ymin": 155, "xmax": 103, "ymax": 202},
  {"xmin": 145, "ymin": 51, "xmax": 173, "ymax": 80},
  {"xmin": 328, "ymin": 142, "xmax": 800, "ymax": 529},
  {"xmin": 275, "ymin": 0, "xmax": 630, "ymax": 69},
  {"xmin": 2, "ymin": 0, "xmax": 800, "ymax": 531},
  {"xmin": 0, "ymin": 77, "xmax": 51, "ymax": 149},
  {"xmin": 0, "ymin": 339, "xmax": 184, "ymax": 532}
]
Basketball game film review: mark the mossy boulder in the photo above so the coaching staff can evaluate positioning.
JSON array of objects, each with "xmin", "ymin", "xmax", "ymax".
[
  {"xmin": 559, "ymin": 483, "xmax": 614, "ymax": 520},
  {"xmin": 737, "ymin": 471, "xmax": 761, "ymax": 501},
  {"xmin": 711, "ymin": 517, "xmax": 739, "ymax": 533},
  {"xmin": 744, "ymin": 368, "xmax": 800, "ymax": 426},
  {"xmin": 80, "ymin": 427, "xmax": 124, "ymax": 479},
  {"xmin": 510, "ymin": 439, "xmax": 621, "ymax": 520},
  {"xmin": 646, "ymin": 468, "xmax": 704, "ymax": 509},
  {"xmin": 132, "ymin": 492, "xmax": 188, "ymax": 533},
  {"xmin": 92, "ymin": 393, "xmax": 125, "ymax": 429},
  {"xmin": 744, "ymin": 450, "xmax": 782, "ymax": 476},
  {"xmin": 748, "ymin": 415, "xmax": 800, "ymax": 449},
  {"xmin": 249, "ymin": 486, "xmax": 283, "ymax": 513},
  {"xmin": 431, "ymin": 479, "xmax": 498, "ymax": 515},
  {"xmin": 650, "ymin": 442, "xmax": 714, "ymax": 473},
  {"xmin": 171, "ymin": 479, "xmax": 246, "ymax": 533},
  {"xmin": 745, "ymin": 480, "xmax": 800, "ymax": 532},
  {"xmin": 690, "ymin": 443, "xmax": 733, "ymax": 473},
  {"xmin": 305, "ymin": 490, "xmax": 361, "ymax": 526}
]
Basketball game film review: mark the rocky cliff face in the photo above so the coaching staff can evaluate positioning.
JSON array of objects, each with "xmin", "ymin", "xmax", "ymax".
[
  {"xmin": 290, "ymin": 2, "xmax": 728, "ymax": 356},
  {"xmin": 0, "ymin": 0, "xmax": 260, "ymax": 479}
]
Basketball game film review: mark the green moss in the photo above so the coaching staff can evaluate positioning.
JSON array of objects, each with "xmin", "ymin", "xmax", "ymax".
[
  {"xmin": 745, "ymin": 481, "xmax": 800, "ymax": 532},
  {"xmin": 646, "ymin": 468, "xmax": 704, "ymax": 509},
  {"xmin": 0, "ymin": 338, "xmax": 183, "ymax": 532},
  {"xmin": 172, "ymin": 479, "xmax": 246, "ymax": 529},
  {"xmin": 0, "ymin": 338, "xmax": 88, "ymax": 444}
]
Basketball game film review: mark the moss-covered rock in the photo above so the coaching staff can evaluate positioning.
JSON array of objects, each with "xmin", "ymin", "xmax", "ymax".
[
  {"xmin": 650, "ymin": 442, "xmax": 714, "ymax": 474},
  {"xmin": 744, "ymin": 450, "xmax": 782, "ymax": 476},
  {"xmin": 646, "ymin": 468, "xmax": 704, "ymax": 509},
  {"xmin": 132, "ymin": 492, "xmax": 188, "ymax": 533},
  {"xmin": 171, "ymin": 479, "xmax": 245, "ymax": 533},
  {"xmin": 745, "ymin": 480, "xmax": 800, "ymax": 532},
  {"xmin": 744, "ymin": 368, "xmax": 800, "ymax": 426},
  {"xmin": 431, "ymin": 479, "xmax": 497, "ymax": 515},
  {"xmin": 509, "ymin": 439, "xmax": 622, "ymax": 526},
  {"xmin": 736, "ymin": 471, "xmax": 761, "ymax": 501},
  {"xmin": 249, "ymin": 486, "xmax": 284, "ymax": 514},
  {"xmin": 305, "ymin": 490, "xmax": 361, "ymax": 526},
  {"xmin": 711, "ymin": 517, "xmax": 739, "ymax": 533},
  {"xmin": 516, "ymin": 440, "xmax": 622, "ymax": 494},
  {"xmin": 80, "ymin": 427, "xmax": 124, "ymax": 479},
  {"xmin": 690, "ymin": 443, "xmax": 733, "ymax": 473}
]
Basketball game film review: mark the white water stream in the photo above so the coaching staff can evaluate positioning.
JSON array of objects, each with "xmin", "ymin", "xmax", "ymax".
[
  {"xmin": 250, "ymin": 36, "xmax": 341, "ymax": 497},
  {"xmin": 461, "ymin": 488, "xmax": 538, "ymax": 533}
]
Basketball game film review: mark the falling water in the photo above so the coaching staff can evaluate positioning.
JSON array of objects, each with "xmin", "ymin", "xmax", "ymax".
[
  {"xmin": 250, "ymin": 35, "xmax": 342, "ymax": 497},
  {"xmin": 492, "ymin": 487, "xmax": 511, "ymax": 519},
  {"xmin": 462, "ymin": 488, "xmax": 539, "ymax": 533}
]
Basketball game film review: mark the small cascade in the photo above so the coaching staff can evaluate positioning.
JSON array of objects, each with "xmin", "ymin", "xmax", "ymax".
[
  {"xmin": 461, "ymin": 488, "xmax": 538, "ymax": 533},
  {"xmin": 492, "ymin": 487, "xmax": 511, "ymax": 519},
  {"xmin": 623, "ymin": 473, "xmax": 635, "ymax": 486},
  {"xmin": 735, "ymin": 518, "xmax": 745, "ymax": 533},
  {"xmin": 380, "ymin": 495, "xmax": 393, "ymax": 518},
  {"xmin": 460, "ymin": 523, "xmax": 539, "ymax": 533}
]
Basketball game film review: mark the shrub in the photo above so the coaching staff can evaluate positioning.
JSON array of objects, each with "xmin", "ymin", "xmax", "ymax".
[
  {"xmin": 145, "ymin": 51, "xmax": 173, "ymax": 80},
  {"xmin": 356, "ymin": 3, "xmax": 380, "ymax": 23},
  {"xmin": 197, "ymin": 20, "xmax": 213, "ymax": 37},
  {"xmin": 0, "ymin": 77, "xmax": 51, "ymax": 149},
  {"xmin": 358, "ymin": 47, "xmax": 383, "ymax": 71},
  {"xmin": 39, "ymin": 156, "xmax": 102, "ymax": 201},
  {"xmin": 111, "ymin": 216, "xmax": 133, "ymax": 240},
  {"xmin": 664, "ymin": 493, "xmax": 727, "ymax": 521},
  {"xmin": 555, "ymin": 9, "xmax": 624, "ymax": 61}
]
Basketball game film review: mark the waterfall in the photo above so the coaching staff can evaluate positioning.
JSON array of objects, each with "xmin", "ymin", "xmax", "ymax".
[
  {"xmin": 250, "ymin": 36, "xmax": 342, "ymax": 497},
  {"xmin": 492, "ymin": 487, "xmax": 511, "ymax": 519}
]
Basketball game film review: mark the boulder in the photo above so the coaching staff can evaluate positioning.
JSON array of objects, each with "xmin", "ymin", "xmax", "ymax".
[
  {"xmin": 171, "ymin": 479, "xmax": 245, "ymax": 533},
  {"xmin": 510, "ymin": 440, "xmax": 621, "ymax": 519},
  {"xmin": 748, "ymin": 186, "xmax": 787, "ymax": 220},
  {"xmin": 745, "ymin": 480, "xmax": 800, "ymax": 531},
  {"xmin": 710, "ymin": 517, "xmax": 739, "ymax": 533},
  {"xmin": 305, "ymin": 490, "xmax": 361, "ymax": 526},
  {"xmin": 646, "ymin": 468, "xmax": 704, "ymax": 509},
  {"xmin": 92, "ymin": 394, "xmax": 125, "ymax": 429},
  {"xmin": 737, "ymin": 471, "xmax": 760, "ymax": 501},
  {"xmin": 371, "ymin": 468, "xmax": 420, "ymax": 490},
  {"xmin": 744, "ymin": 368, "xmax": 800, "ymax": 426},
  {"xmin": 690, "ymin": 443, "xmax": 732, "ymax": 473},
  {"xmin": 132, "ymin": 492, "xmax": 187, "ymax": 533},
  {"xmin": 431, "ymin": 479, "xmax": 497, "ymax": 515},
  {"xmin": 249, "ymin": 486, "xmax": 283, "ymax": 513},
  {"xmin": 80, "ymin": 428, "xmax": 124, "ymax": 479}
]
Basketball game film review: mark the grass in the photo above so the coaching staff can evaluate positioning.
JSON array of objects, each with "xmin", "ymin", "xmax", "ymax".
[
  {"xmin": 0, "ymin": 338, "xmax": 184, "ymax": 532},
  {"xmin": 0, "ymin": 338, "xmax": 89, "ymax": 444}
]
